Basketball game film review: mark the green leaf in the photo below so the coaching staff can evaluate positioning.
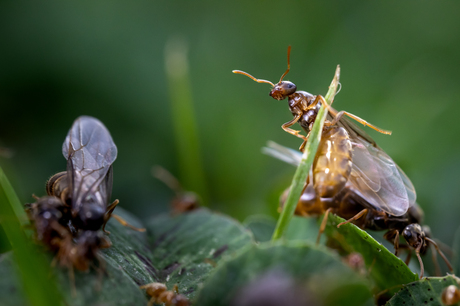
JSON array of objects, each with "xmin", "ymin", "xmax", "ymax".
[
  {"xmin": 0, "ymin": 205, "xmax": 255, "ymax": 305},
  {"xmin": 243, "ymin": 214, "xmax": 276, "ymax": 243},
  {"xmin": 285, "ymin": 215, "xmax": 321, "ymax": 244},
  {"xmin": 195, "ymin": 241, "xmax": 372, "ymax": 306},
  {"xmin": 386, "ymin": 275, "xmax": 460, "ymax": 306},
  {"xmin": 0, "ymin": 249, "xmax": 148, "ymax": 306},
  {"xmin": 102, "ymin": 207, "xmax": 156, "ymax": 286},
  {"xmin": 323, "ymin": 213, "xmax": 418, "ymax": 293},
  {"xmin": 144, "ymin": 208, "xmax": 255, "ymax": 299}
]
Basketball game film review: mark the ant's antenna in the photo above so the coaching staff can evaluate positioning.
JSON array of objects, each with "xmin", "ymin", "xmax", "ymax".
[
  {"xmin": 279, "ymin": 45, "xmax": 291, "ymax": 82},
  {"xmin": 232, "ymin": 70, "xmax": 274, "ymax": 87},
  {"xmin": 233, "ymin": 46, "xmax": 293, "ymax": 86}
]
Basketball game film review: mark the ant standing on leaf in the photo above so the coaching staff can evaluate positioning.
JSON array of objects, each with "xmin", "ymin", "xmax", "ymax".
[{"xmin": 140, "ymin": 282, "xmax": 189, "ymax": 306}]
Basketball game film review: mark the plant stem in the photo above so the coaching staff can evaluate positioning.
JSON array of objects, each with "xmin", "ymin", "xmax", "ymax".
[{"xmin": 271, "ymin": 65, "xmax": 341, "ymax": 241}]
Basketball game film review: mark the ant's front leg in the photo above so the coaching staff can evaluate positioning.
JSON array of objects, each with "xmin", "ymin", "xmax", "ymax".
[
  {"xmin": 281, "ymin": 113, "xmax": 307, "ymax": 141},
  {"xmin": 383, "ymin": 229, "xmax": 400, "ymax": 256}
]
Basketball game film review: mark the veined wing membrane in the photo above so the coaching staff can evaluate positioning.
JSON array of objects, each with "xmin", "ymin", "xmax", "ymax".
[
  {"xmin": 264, "ymin": 125, "xmax": 415, "ymax": 217},
  {"xmin": 333, "ymin": 114, "xmax": 415, "ymax": 216},
  {"xmin": 62, "ymin": 116, "xmax": 118, "ymax": 212}
]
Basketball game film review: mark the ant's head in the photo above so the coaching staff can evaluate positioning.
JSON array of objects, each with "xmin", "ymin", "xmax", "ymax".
[
  {"xmin": 233, "ymin": 46, "xmax": 297, "ymax": 101},
  {"xmin": 402, "ymin": 223, "xmax": 425, "ymax": 249},
  {"xmin": 269, "ymin": 81, "xmax": 297, "ymax": 101}
]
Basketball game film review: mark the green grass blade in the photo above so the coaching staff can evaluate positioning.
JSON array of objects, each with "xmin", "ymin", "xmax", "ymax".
[
  {"xmin": 271, "ymin": 65, "xmax": 341, "ymax": 241},
  {"xmin": 0, "ymin": 166, "xmax": 63, "ymax": 306},
  {"xmin": 164, "ymin": 37, "xmax": 209, "ymax": 205}
]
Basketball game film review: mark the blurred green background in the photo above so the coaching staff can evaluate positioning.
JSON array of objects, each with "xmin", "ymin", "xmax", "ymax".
[{"xmin": 1, "ymin": 1, "xmax": 459, "ymax": 249}]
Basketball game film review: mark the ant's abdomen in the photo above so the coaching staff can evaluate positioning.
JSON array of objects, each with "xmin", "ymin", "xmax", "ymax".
[{"xmin": 313, "ymin": 127, "xmax": 352, "ymax": 198}]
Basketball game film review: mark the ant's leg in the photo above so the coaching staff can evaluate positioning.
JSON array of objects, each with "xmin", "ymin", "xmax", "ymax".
[
  {"xmin": 426, "ymin": 237, "xmax": 453, "ymax": 273},
  {"xmin": 415, "ymin": 244, "xmax": 424, "ymax": 279},
  {"xmin": 334, "ymin": 111, "xmax": 391, "ymax": 135},
  {"xmin": 305, "ymin": 95, "xmax": 323, "ymax": 110},
  {"xmin": 102, "ymin": 199, "xmax": 119, "ymax": 234},
  {"xmin": 315, "ymin": 95, "xmax": 392, "ymax": 135},
  {"xmin": 393, "ymin": 231, "xmax": 400, "ymax": 256},
  {"xmin": 106, "ymin": 199, "xmax": 119, "ymax": 212},
  {"xmin": 298, "ymin": 131, "xmax": 311, "ymax": 152},
  {"xmin": 110, "ymin": 214, "xmax": 146, "ymax": 232},
  {"xmin": 337, "ymin": 209, "xmax": 368, "ymax": 228},
  {"xmin": 383, "ymin": 229, "xmax": 400, "ymax": 255},
  {"xmin": 147, "ymin": 297, "xmax": 156, "ymax": 306},
  {"xmin": 404, "ymin": 248, "xmax": 412, "ymax": 265},
  {"xmin": 281, "ymin": 114, "xmax": 307, "ymax": 140},
  {"xmin": 317, "ymin": 208, "xmax": 332, "ymax": 245}
]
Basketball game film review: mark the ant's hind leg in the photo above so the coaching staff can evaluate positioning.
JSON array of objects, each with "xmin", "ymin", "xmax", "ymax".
[
  {"xmin": 337, "ymin": 209, "xmax": 368, "ymax": 228},
  {"xmin": 102, "ymin": 199, "xmax": 120, "ymax": 234},
  {"xmin": 317, "ymin": 208, "xmax": 332, "ymax": 245},
  {"xmin": 332, "ymin": 110, "xmax": 392, "ymax": 135},
  {"xmin": 426, "ymin": 237, "xmax": 453, "ymax": 273},
  {"xmin": 298, "ymin": 131, "xmax": 311, "ymax": 152},
  {"xmin": 110, "ymin": 214, "xmax": 146, "ymax": 232}
]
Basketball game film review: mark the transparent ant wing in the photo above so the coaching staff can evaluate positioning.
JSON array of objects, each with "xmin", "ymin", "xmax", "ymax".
[
  {"xmin": 264, "ymin": 125, "xmax": 416, "ymax": 217},
  {"xmin": 62, "ymin": 116, "xmax": 117, "ymax": 213},
  {"xmin": 337, "ymin": 114, "xmax": 416, "ymax": 216}
]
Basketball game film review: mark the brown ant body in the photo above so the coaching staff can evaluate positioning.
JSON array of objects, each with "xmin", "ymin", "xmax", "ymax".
[
  {"xmin": 152, "ymin": 166, "xmax": 200, "ymax": 214},
  {"xmin": 140, "ymin": 282, "xmax": 189, "ymax": 306}
]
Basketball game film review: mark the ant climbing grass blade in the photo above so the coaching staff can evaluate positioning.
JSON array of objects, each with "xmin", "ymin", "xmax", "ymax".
[{"xmin": 271, "ymin": 65, "xmax": 341, "ymax": 241}]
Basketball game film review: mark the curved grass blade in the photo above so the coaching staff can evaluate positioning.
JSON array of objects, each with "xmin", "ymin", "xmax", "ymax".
[
  {"xmin": 271, "ymin": 65, "xmax": 341, "ymax": 241},
  {"xmin": 0, "ymin": 166, "xmax": 63, "ymax": 306}
]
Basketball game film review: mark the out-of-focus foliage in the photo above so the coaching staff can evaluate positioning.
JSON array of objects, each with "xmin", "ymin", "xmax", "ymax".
[
  {"xmin": 195, "ymin": 241, "xmax": 372, "ymax": 306},
  {"xmin": 0, "ymin": 208, "xmax": 254, "ymax": 306},
  {"xmin": 386, "ymin": 275, "xmax": 460, "ymax": 306},
  {"xmin": 1, "ymin": 0, "xmax": 460, "ymax": 261}
]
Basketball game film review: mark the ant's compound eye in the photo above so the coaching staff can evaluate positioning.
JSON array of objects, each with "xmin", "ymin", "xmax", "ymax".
[
  {"xmin": 282, "ymin": 81, "xmax": 296, "ymax": 95},
  {"xmin": 404, "ymin": 230, "xmax": 412, "ymax": 239}
]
